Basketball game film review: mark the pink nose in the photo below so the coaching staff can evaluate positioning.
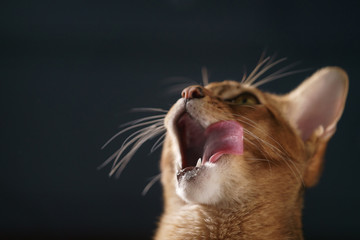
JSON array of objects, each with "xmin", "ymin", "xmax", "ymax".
[{"xmin": 181, "ymin": 86, "xmax": 204, "ymax": 99}]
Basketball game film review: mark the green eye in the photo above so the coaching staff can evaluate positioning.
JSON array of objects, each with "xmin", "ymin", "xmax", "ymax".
[{"xmin": 228, "ymin": 93, "xmax": 260, "ymax": 105}]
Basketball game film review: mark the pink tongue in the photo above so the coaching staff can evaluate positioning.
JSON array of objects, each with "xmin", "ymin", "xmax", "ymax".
[{"xmin": 203, "ymin": 120, "xmax": 244, "ymax": 163}]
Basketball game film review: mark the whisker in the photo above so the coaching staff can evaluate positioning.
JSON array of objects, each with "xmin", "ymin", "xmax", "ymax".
[
  {"xmin": 282, "ymin": 156, "xmax": 304, "ymax": 186},
  {"xmin": 142, "ymin": 174, "xmax": 162, "ymax": 196},
  {"xmin": 244, "ymin": 138, "xmax": 272, "ymax": 170},
  {"xmin": 197, "ymin": 107, "xmax": 282, "ymax": 156},
  {"xmin": 243, "ymin": 57, "xmax": 271, "ymax": 85},
  {"xmin": 100, "ymin": 106, "xmax": 167, "ymax": 178},
  {"xmin": 110, "ymin": 134, "xmax": 152, "ymax": 177},
  {"xmin": 285, "ymin": 154, "xmax": 305, "ymax": 187},
  {"xmin": 233, "ymin": 113, "xmax": 289, "ymax": 155},
  {"xmin": 120, "ymin": 114, "xmax": 166, "ymax": 128},
  {"xmin": 151, "ymin": 132, "xmax": 166, "ymax": 153},
  {"xmin": 131, "ymin": 108, "xmax": 168, "ymax": 113},
  {"xmin": 120, "ymin": 123, "xmax": 163, "ymax": 151},
  {"xmin": 231, "ymin": 111, "xmax": 304, "ymax": 184},
  {"xmin": 194, "ymin": 107, "xmax": 282, "ymax": 176},
  {"xmin": 112, "ymin": 124, "xmax": 165, "ymax": 168},
  {"xmin": 102, "ymin": 118, "xmax": 165, "ymax": 149},
  {"xmin": 252, "ymin": 70, "xmax": 300, "ymax": 88},
  {"xmin": 252, "ymin": 64, "xmax": 309, "ymax": 88},
  {"xmin": 244, "ymin": 128, "xmax": 303, "ymax": 184},
  {"xmin": 246, "ymin": 159, "xmax": 269, "ymax": 162},
  {"xmin": 99, "ymin": 124, "xmax": 163, "ymax": 170},
  {"xmin": 240, "ymin": 63, "xmax": 248, "ymax": 84},
  {"xmin": 201, "ymin": 66, "xmax": 209, "ymax": 86},
  {"xmin": 110, "ymin": 125, "xmax": 166, "ymax": 177},
  {"xmin": 246, "ymin": 157, "xmax": 274, "ymax": 163},
  {"xmin": 236, "ymin": 105, "xmax": 257, "ymax": 110},
  {"xmin": 243, "ymin": 129, "xmax": 286, "ymax": 160},
  {"xmin": 245, "ymin": 58, "xmax": 287, "ymax": 86}
]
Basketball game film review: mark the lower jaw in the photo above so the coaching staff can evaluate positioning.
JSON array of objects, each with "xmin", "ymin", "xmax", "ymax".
[
  {"xmin": 177, "ymin": 166, "xmax": 201, "ymax": 182},
  {"xmin": 175, "ymin": 161, "xmax": 224, "ymax": 205},
  {"xmin": 176, "ymin": 161, "xmax": 217, "ymax": 184},
  {"xmin": 177, "ymin": 151, "xmax": 229, "ymax": 182}
]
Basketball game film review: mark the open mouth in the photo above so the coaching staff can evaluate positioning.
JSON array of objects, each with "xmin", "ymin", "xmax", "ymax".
[{"xmin": 176, "ymin": 113, "xmax": 244, "ymax": 179}]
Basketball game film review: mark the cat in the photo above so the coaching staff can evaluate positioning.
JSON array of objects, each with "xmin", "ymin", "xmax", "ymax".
[{"xmin": 101, "ymin": 57, "xmax": 348, "ymax": 239}]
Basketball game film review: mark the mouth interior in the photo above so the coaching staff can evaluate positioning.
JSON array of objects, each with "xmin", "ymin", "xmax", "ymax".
[{"xmin": 176, "ymin": 113, "xmax": 244, "ymax": 171}]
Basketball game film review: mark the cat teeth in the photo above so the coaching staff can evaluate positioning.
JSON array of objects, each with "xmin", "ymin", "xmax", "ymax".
[
  {"xmin": 177, "ymin": 161, "xmax": 182, "ymax": 170},
  {"xmin": 196, "ymin": 158, "xmax": 202, "ymax": 168}
]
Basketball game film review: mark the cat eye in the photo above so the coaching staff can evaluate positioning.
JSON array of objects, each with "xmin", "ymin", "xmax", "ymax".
[{"xmin": 226, "ymin": 92, "xmax": 260, "ymax": 105}]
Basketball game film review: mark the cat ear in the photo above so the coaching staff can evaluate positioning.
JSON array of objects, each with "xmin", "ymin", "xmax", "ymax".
[
  {"xmin": 286, "ymin": 67, "xmax": 348, "ymax": 142},
  {"xmin": 284, "ymin": 67, "xmax": 348, "ymax": 187}
]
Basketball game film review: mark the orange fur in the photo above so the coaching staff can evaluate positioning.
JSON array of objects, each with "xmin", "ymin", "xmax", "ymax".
[{"xmin": 154, "ymin": 67, "xmax": 348, "ymax": 239}]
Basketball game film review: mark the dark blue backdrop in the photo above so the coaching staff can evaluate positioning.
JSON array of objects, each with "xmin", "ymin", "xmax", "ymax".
[{"xmin": 1, "ymin": 1, "xmax": 359, "ymax": 239}]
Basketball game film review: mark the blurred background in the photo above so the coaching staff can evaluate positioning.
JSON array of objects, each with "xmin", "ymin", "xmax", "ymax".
[{"xmin": 1, "ymin": 0, "xmax": 359, "ymax": 239}]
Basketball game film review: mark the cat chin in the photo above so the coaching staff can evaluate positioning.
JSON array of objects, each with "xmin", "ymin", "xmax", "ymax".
[
  {"xmin": 176, "ymin": 161, "xmax": 223, "ymax": 204},
  {"xmin": 175, "ymin": 155, "xmax": 251, "ymax": 206},
  {"xmin": 175, "ymin": 157, "xmax": 239, "ymax": 205}
]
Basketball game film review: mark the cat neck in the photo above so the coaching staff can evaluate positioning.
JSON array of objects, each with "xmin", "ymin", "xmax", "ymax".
[{"xmin": 155, "ymin": 198, "xmax": 304, "ymax": 240}]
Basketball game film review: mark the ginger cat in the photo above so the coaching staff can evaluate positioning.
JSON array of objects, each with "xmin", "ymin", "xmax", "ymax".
[{"xmin": 102, "ymin": 58, "xmax": 348, "ymax": 239}]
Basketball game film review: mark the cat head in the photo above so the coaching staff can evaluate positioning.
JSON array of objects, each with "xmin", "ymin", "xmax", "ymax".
[{"xmin": 162, "ymin": 66, "xmax": 348, "ymax": 207}]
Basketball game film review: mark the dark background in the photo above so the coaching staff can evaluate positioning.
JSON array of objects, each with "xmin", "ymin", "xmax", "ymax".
[{"xmin": 1, "ymin": 0, "xmax": 360, "ymax": 239}]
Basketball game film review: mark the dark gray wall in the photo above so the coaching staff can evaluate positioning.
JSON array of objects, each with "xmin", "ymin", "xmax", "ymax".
[{"xmin": 1, "ymin": 1, "xmax": 359, "ymax": 239}]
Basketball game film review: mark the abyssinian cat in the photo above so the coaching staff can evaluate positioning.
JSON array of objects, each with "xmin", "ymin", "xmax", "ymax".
[{"xmin": 101, "ymin": 57, "xmax": 348, "ymax": 239}]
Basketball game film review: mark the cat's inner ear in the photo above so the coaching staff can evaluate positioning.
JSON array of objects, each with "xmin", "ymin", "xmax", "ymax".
[{"xmin": 285, "ymin": 67, "xmax": 348, "ymax": 142}]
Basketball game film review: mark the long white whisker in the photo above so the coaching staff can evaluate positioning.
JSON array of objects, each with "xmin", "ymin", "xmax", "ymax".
[
  {"xmin": 110, "ymin": 126, "xmax": 166, "ymax": 177},
  {"xmin": 151, "ymin": 132, "xmax": 166, "ymax": 153},
  {"xmin": 142, "ymin": 174, "xmax": 162, "ymax": 196},
  {"xmin": 252, "ymin": 70, "xmax": 300, "ymax": 88},
  {"xmin": 120, "ymin": 123, "xmax": 164, "ymax": 151},
  {"xmin": 244, "ymin": 138, "xmax": 271, "ymax": 169},
  {"xmin": 234, "ymin": 111, "xmax": 304, "ymax": 185},
  {"xmin": 120, "ymin": 114, "xmax": 166, "ymax": 128},
  {"xmin": 252, "ymin": 63, "xmax": 309, "ymax": 88},
  {"xmin": 131, "ymin": 108, "xmax": 168, "ymax": 113},
  {"xmin": 110, "ymin": 125, "xmax": 165, "ymax": 171},
  {"xmin": 245, "ymin": 58, "xmax": 287, "ymax": 86},
  {"xmin": 233, "ymin": 113, "xmax": 290, "ymax": 157},
  {"xmin": 110, "ymin": 136, "xmax": 151, "ymax": 177},
  {"xmin": 244, "ymin": 128, "xmax": 303, "ymax": 184},
  {"xmin": 100, "ymin": 105, "xmax": 167, "ymax": 178},
  {"xmin": 99, "ymin": 129, "xmax": 154, "ymax": 170},
  {"xmin": 246, "ymin": 157, "xmax": 275, "ymax": 163},
  {"xmin": 107, "ymin": 126, "xmax": 158, "ymax": 170},
  {"xmin": 101, "ymin": 118, "xmax": 164, "ymax": 149},
  {"xmin": 285, "ymin": 155, "xmax": 305, "ymax": 187},
  {"xmin": 243, "ymin": 57, "xmax": 270, "ymax": 85},
  {"xmin": 282, "ymin": 156, "xmax": 304, "ymax": 186}
]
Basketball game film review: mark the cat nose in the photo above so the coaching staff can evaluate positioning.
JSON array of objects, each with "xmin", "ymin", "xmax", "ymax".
[{"xmin": 181, "ymin": 86, "xmax": 205, "ymax": 99}]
